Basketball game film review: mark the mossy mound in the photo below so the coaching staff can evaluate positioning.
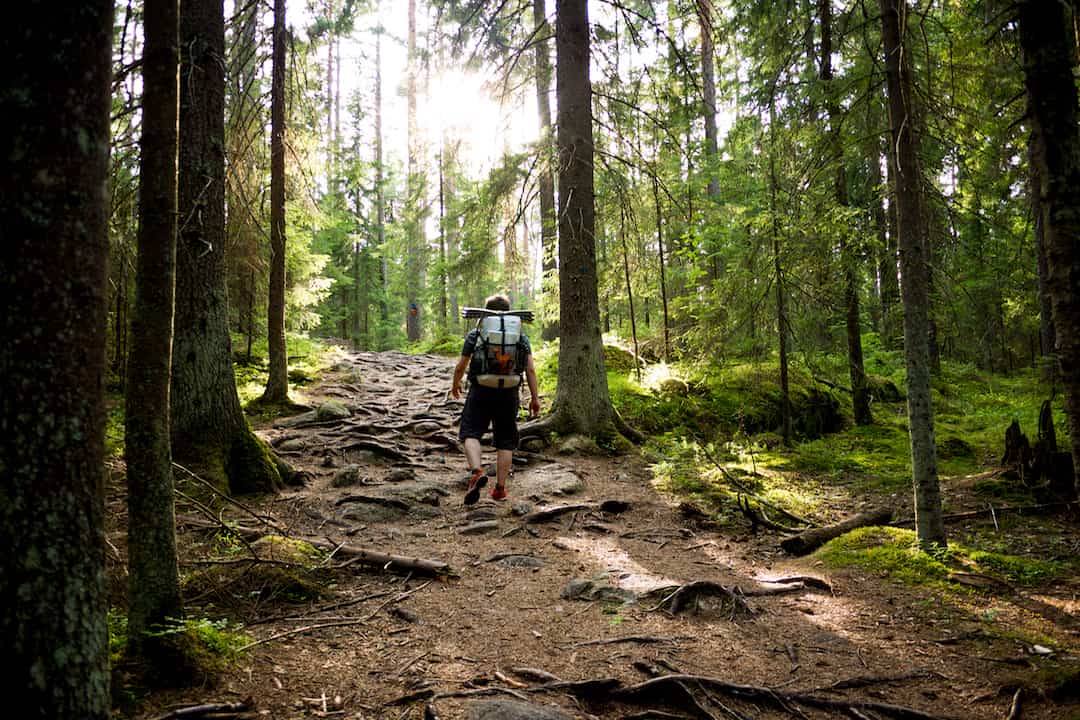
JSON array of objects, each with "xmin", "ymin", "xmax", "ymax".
[
  {"xmin": 604, "ymin": 344, "xmax": 643, "ymax": 372},
  {"xmin": 183, "ymin": 535, "xmax": 330, "ymax": 611}
]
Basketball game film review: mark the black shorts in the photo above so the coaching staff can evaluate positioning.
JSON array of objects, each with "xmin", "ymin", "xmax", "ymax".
[{"xmin": 458, "ymin": 384, "xmax": 520, "ymax": 450}]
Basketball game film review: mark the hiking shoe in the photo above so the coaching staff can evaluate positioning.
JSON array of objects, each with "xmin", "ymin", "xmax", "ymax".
[
  {"xmin": 490, "ymin": 485, "xmax": 508, "ymax": 501},
  {"xmin": 463, "ymin": 468, "xmax": 487, "ymax": 505}
]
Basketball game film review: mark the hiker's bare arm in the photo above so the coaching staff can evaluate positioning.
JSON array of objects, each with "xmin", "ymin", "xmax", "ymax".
[
  {"xmin": 451, "ymin": 355, "xmax": 469, "ymax": 399},
  {"xmin": 526, "ymin": 355, "xmax": 540, "ymax": 417}
]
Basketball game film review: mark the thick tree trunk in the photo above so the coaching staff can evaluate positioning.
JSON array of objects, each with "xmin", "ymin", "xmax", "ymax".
[
  {"xmin": 768, "ymin": 97, "xmax": 793, "ymax": 447},
  {"xmin": 543, "ymin": 0, "xmax": 616, "ymax": 437},
  {"xmin": 176, "ymin": 0, "xmax": 286, "ymax": 494},
  {"xmin": 264, "ymin": 0, "xmax": 290, "ymax": 402},
  {"xmin": 697, "ymin": 0, "xmax": 720, "ymax": 202},
  {"xmin": 405, "ymin": 0, "xmax": 423, "ymax": 343},
  {"xmin": 1030, "ymin": 127, "xmax": 1057, "ymax": 377},
  {"xmin": 1019, "ymin": 0, "xmax": 1080, "ymax": 496},
  {"xmin": 880, "ymin": 0, "xmax": 945, "ymax": 547},
  {"xmin": 535, "ymin": 0, "xmax": 560, "ymax": 341},
  {"xmin": 375, "ymin": 10, "xmax": 389, "ymax": 347},
  {"xmin": 653, "ymin": 174, "xmax": 672, "ymax": 360},
  {"xmin": 820, "ymin": 0, "xmax": 871, "ymax": 425},
  {"xmin": 126, "ymin": 0, "xmax": 182, "ymax": 656},
  {"xmin": 0, "ymin": 3, "xmax": 113, "ymax": 715}
]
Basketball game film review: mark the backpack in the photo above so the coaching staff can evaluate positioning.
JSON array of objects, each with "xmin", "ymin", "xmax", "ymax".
[{"xmin": 471, "ymin": 313, "xmax": 526, "ymax": 389}]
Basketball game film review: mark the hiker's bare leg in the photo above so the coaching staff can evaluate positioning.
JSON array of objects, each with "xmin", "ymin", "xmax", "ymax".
[
  {"xmin": 496, "ymin": 449, "xmax": 512, "ymax": 488},
  {"xmin": 464, "ymin": 437, "xmax": 483, "ymax": 471}
]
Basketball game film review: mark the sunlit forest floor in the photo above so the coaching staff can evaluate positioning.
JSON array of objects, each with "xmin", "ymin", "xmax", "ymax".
[{"xmin": 106, "ymin": 338, "xmax": 1080, "ymax": 719}]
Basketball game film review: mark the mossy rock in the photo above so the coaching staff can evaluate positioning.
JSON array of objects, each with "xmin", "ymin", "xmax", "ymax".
[
  {"xmin": 867, "ymin": 374, "xmax": 903, "ymax": 402},
  {"xmin": 658, "ymin": 377, "xmax": 691, "ymax": 396},
  {"xmin": 288, "ymin": 367, "xmax": 314, "ymax": 385},
  {"xmin": 252, "ymin": 535, "xmax": 324, "ymax": 564},
  {"xmin": 938, "ymin": 436, "xmax": 974, "ymax": 459},
  {"xmin": 791, "ymin": 387, "xmax": 844, "ymax": 439},
  {"xmin": 604, "ymin": 344, "xmax": 643, "ymax": 372},
  {"xmin": 316, "ymin": 399, "xmax": 351, "ymax": 420},
  {"xmin": 556, "ymin": 434, "xmax": 602, "ymax": 455}
]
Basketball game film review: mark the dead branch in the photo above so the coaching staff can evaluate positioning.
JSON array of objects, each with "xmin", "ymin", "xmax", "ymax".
[
  {"xmin": 151, "ymin": 698, "xmax": 254, "ymax": 719},
  {"xmin": 569, "ymin": 635, "xmax": 689, "ymax": 648},
  {"xmin": 1006, "ymin": 688, "xmax": 1022, "ymax": 720},
  {"xmin": 890, "ymin": 501, "xmax": 1078, "ymax": 527},
  {"xmin": 780, "ymin": 509, "xmax": 893, "ymax": 556},
  {"xmin": 240, "ymin": 581, "xmax": 431, "ymax": 651},
  {"xmin": 690, "ymin": 433, "xmax": 813, "ymax": 527},
  {"xmin": 811, "ymin": 670, "xmax": 938, "ymax": 692}
]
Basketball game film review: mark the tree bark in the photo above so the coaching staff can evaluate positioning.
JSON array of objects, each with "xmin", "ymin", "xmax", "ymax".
[
  {"xmin": 1019, "ymin": 0, "xmax": 1080, "ymax": 497},
  {"xmin": 375, "ymin": 9, "xmax": 389, "ymax": 347},
  {"xmin": 176, "ymin": 0, "xmax": 286, "ymax": 494},
  {"xmin": 405, "ymin": 0, "xmax": 423, "ymax": 342},
  {"xmin": 0, "ymin": 3, "xmax": 113, "ymax": 714},
  {"xmin": 880, "ymin": 0, "xmax": 945, "ymax": 547},
  {"xmin": 542, "ymin": 0, "xmax": 617, "ymax": 437},
  {"xmin": 781, "ymin": 509, "xmax": 894, "ymax": 556},
  {"xmin": 652, "ymin": 174, "xmax": 672, "ymax": 360},
  {"xmin": 768, "ymin": 96, "xmax": 793, "ymax": 447},
  {"xmin": 263, "ymin": 0, "xmax": 290, "ymax": 402},
  {"xmin": 126, "ymin": 0, "xmax": 183, "ymax": 656},
  {"xmin": 535, "ymin": 0, "xmax": 560, "ymax": 341},
  {"xmin": 697, "ymin": 0, "xmax": 720, "ymax": 201},
  {"xmin": 820, "ymin": 0, "xmax": 871, "ymax": 425}
]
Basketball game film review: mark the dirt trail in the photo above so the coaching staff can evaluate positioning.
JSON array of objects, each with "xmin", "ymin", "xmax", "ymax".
[{"xmin": 150, "ymin": 349, "xmax": 1077, "ymax": 720}]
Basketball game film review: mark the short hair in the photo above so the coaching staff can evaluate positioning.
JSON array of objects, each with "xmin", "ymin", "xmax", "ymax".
[{"xmin": 484, "ymin": 294, "xmax": 511, "ymax": 311}]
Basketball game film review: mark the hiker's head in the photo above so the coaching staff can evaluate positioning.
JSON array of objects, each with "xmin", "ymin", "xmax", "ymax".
[{"xmin": 484, "ymin": 294, "xmax": 511, "ymax": 312}]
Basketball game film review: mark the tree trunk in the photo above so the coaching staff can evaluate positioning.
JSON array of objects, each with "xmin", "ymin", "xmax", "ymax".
[
  {"xmin": 820, "ymin": 0, "xmax": 871, "ymax": 425},
  {"xmin": 653, "ymin": 174, "xmax": 672, "ymax": 360},
  {"xmin": 176, "ymin": 0, "xmax": 286, "ymax": 494},
  {"xmin": 375, "ymin": 9, "xmax": 389, "ymax": 348},
  {"xmin": 1029, "ymin": 127, "xmax": 1057, "ymax": 372},
  {"xmin": 542, "ymin": 0, "xmax": 617, "ymax": 437},
  {"xmin": 697, "ymin": 0, "xmax": 720, "ymax": 202},
  {"xmin": 1019, "ymin": 0, "xmax": 1080, "ymax": 497},
  {"xmin": 0, "ymin": 3, "xmax": 113, "ymax": 714},
  {"xmin": 535, "ymin": 0, "xmax": 560, "ymax": 341},
  {"xmin": 405, "ymin": 0, "xmax": 423, "ymax": 343},
  {"xmin": 768, "ymin": 96, "xmax": 793, "ymax": 447},
  {"xmin": 263, "ymin": 0, "xmax": 289, "ymax": 402},
  {"xmin": 126, "ymin": 0, "xmax": 182, "ymax": 659},
  {"xmin": 880, "ymin": 0, "xmax": 945, "ymax": 547}
]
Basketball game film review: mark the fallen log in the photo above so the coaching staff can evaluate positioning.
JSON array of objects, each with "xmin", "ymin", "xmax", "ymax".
[
  {"xmin": 890, "ymin": 501, "xmax": 1078, "ymax": 527},
  {"xmin": 780, "ymin": 508, "xmax": 893, "ymax": 556}
]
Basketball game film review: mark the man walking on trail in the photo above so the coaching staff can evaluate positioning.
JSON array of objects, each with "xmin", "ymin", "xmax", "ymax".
[{"xmin": 451, "ymin": 294, "xmax": 541, "ymax": 504}]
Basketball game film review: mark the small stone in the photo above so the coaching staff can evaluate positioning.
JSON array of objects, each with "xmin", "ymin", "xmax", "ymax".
[
  {"xmin": 277, "ymin": 437, "xmax": 306, "ymax": 452},
  {"xmin": 511, "ymin": 501, "xmax": 533, "ymax": 516},
  {"xmin": 386, "ymin": 468, "xmax": 416, "ymax": 482},
  {"xmin": 331, "ymin": 465, "xmax": 364, "ymax": 488},
  {"xmin": 499, "ymin": 555, "xmax": 545, "ymax": 569},
  {"xmin": 463, "ymin": 699, "xmax": 572, "ymax": 720},
  {"xmin": 466, "ymin": 507, "xmax": 497, "ymax": 522}
]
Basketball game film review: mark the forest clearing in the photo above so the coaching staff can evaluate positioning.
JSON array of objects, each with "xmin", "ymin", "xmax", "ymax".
[
  {"xmin": 5, "ymin": 0, "xmax": 1080, "ymax": 718},
  {"xmin": 100, "ymin": 346, "xmax": 1079, "ymax": 720}
]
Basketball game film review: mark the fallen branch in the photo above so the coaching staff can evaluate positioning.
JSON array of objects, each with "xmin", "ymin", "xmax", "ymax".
[
  {"xmin": 569, "ymin": 635, "xmax": 689, "ymax": 648},
  {"xmin": 524, "ymin": 503, "xmax": 594, "ymax": 524},
  {"xmin": 240, "ymin": 581, "xmax": 431, "ymax": 651},
  {"xmin": 690, "ymin": 434, "xmax": 813, "ymax": 528},
  {"xmin": 333, "ymin": 494, "xmax": 411, "ymax": 511},
  {"xmin": 780, "ymin": 509, "xmax": 893, "ymax": 556},
  {"xmin": 152, "ymin": 698, "xmax": 254, "ymax": 720},
  {"xmin": 891, "ymin": 501, "xmax": 1078, "ymax": 527}
]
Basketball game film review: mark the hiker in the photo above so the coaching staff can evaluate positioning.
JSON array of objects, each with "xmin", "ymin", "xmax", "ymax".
[{"xmin": 451, "ymin": 294, "xmax": 541, "ymax": 504}]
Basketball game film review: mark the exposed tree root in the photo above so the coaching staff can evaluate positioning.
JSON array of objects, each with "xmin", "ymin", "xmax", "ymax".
[
  {"xmin": 150, "ymin": 698, "xmax": 254, "ymax": 720},
  {"xmin": 644, "ymin": 581, "xmax": 754, "ymax": 619}
]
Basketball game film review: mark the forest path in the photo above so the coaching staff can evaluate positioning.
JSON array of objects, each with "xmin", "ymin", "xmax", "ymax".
[{"xmin": 178, "ymin": 348, "xmax": 1054, "ymax": 719}]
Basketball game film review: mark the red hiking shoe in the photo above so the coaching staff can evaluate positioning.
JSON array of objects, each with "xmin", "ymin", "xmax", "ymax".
[
  {"xmin": 463, "ymin": 468, "xmax": 487, "ymax": 505},
  {"xmin": 490, "ymin": 485, "xmax": 508, "ymax": 501}
]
